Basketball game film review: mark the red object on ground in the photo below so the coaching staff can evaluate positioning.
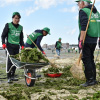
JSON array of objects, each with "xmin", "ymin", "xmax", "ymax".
[{"xmin": 47, "ymin": 73, "xmax": 62, "ymax": 78}]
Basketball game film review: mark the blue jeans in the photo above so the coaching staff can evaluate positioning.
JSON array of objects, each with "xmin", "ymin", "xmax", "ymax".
[{"xmin": 56, "ymin": 49, "xmax": 60, "ymax": 56}]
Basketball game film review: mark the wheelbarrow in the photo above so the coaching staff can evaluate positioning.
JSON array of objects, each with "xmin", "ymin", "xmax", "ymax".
[{"xmin": 6, "ymin": 49, "xmax": 49, "ymax": 87}]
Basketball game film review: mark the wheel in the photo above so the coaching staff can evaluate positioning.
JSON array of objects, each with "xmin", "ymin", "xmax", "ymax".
[{"xmin": 25, "ymin": 69, "xmax": 36, "ymax": 87}]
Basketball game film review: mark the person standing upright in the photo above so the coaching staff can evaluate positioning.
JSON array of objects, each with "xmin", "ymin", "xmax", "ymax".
[
  {"xmin": 1, "ymin": 12, "xmax": 24, "ymax": 83},
  {"xmin": 76, "ymin": 0, "xmax": 100, "ymax": 87},
  {"xmin": 55, "ymin": 38, "xmax": 62, "ymax": 57}
]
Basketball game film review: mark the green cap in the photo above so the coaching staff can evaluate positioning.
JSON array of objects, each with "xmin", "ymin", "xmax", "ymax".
[
  {"xmin": 43, "ymin": 27, "xmax": 50, "ymax": 35},
  {"xmin": 75, "ymin": 0, "xmax": 92, "ymax": 3},
  {"xmin": 59, "ymin": 38, "xmax": 62, "ymax": 40},
  {"xmin": 12, "ymin": 12, "xmax": 21, "ymax": 17}
]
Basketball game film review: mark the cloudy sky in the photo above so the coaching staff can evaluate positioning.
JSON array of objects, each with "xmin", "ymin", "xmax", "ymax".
[{"xmin": 0, "ymin": 0, "xmax": 100, "ymax": 47}]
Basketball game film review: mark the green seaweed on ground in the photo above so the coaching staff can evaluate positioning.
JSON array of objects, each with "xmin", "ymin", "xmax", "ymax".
[
  {"xmin": 48, "ymin": 91, "xmax": 56, "ymax": 95},
  {"xmin": 0, "ymin": 83, "xmax": 44, "ymax": 100},
  {"xmin": 43, "ymin": 67, "xmax": 62, "ymax": 74},
  {"xmin": 0, "ymin": 64, "xmax": 100, "ymax": 100},
  {"xmin": 38, "ymin": 94, "xmax": 53, "ymax": 100},
  {"xmin": 64, "ymin": 78, "xmax": 85, "ymax": 86},
  {"xmin": 0, "ymin": 89, "xmax": 30, "ymax": 100},
  {"xmin": 61, "ymin": 95, "xmax": 79, "ymax": 100},
  {"xmin": 41, "ymin": 66, "xmax": 85, "ymax": 90},
  {"xmin": 93, "ymin": 91, "xmax": 100, "ymax": 99},
  {"xmin": 43, "ymin": 65, "xmax": 72, "ymax": 75},
  {"xmin": 61, "ymin": 65, "xmax": 72, "ymax": 77},
  {"xmin": 81, "ymin": 91, "xmax": 100, "ymax": 100}
]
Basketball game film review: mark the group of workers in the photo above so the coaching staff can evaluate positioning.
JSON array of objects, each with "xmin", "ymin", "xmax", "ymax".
[
  {"xmin": 1, "ymin": 12, "xmax": 62, "ymax": 83},
  {"xmin": 1, "ymin": 0, "xmax": 100, "ymax": 87}
]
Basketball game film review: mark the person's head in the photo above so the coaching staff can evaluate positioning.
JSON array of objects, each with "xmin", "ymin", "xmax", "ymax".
[
  {"xmin": 59, "ymin": 38, "xmax": 62, "ymax": 42},
  {"xmin": 42, "ymin": 27, "xmax": 50, "ymax": 36},
  {"xmin": 76, "ymin": 0, "xmax": 92, "ymax": 10},
  {"xmin": 12, "ymin": 12, "xmax": 21, "ymax": 25}
]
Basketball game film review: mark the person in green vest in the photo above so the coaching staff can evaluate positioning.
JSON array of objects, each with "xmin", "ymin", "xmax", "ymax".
[
  {"xmin": 1, "ymin": 12, "xmax": 24, "ymax": 83},
  {"xmin": 55, "ymin": 38, "xmax": 62, "ymax": 56},
  {"xmin": 76, "ymin": 0, "xmax": 100, "ymax": 87},
  {"xmin": 25, "ymin": 27, "xmax": 50, "ymax": 56},
  {"xmin": 68, "ymin": 48, "xmax": 70, "ymax": 53}
]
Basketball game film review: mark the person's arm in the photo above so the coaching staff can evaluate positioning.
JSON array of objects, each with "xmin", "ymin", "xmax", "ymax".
[
  {"xmin": 1, "ymin": 23, "xmax": 9, "ymax": 44},
  {"xmin": 36, "ymin": 36, "xmax": 44, "ymax": 52},
  {"xmin": 55, "ymin": 42, "xmax": 57, "ymax": 48},
  {"xmin": 79, "ymin": 10, "xmax": 88, "ymax": 41},
  {"xmin": 80, "ymin": 31, "xmax": 86, "ymax": 41},
  {"xmin": 20, "ymin": 27, "xmax": 24, "ymax": 44},
  {"xmin": 79, "ymin": 10, "xmax": 88, "ymax": 48},
  {"xmin": 19, "ymin": 27, "xmax": 24, "ymax": 49},
  {"xmin": 61, "ymin": 43, "xmax": 63, "ymax": 49}
]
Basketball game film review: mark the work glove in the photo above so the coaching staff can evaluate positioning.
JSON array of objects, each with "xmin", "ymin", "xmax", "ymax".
[
  {"xmin": 42, "ymin": 51, "xmax": 46, "ymax": 55},
  {"xmin": 99, "ymin": 40, "xmax": 100, "ymax": 48},
  {"xmin": 79, "ymin": 40, "xmax": 83, "ymax": 49},
  {"xmin": 2, "ymin": 44, "xmax": 6, "ymax": 49},
  {"xmin": 21, "ymin": 46, "xmax": 24, "ymax": 50},
  {"xmin": 42, "ymin": 51, "xmax": 47, "ymax": 57}
]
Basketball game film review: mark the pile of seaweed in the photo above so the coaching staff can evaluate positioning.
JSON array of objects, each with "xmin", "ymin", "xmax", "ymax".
[
  {"xmin": 10, "ymin": 48, "xmax": 49, "ymax": 63},
  {"xmin": 43, "ymin": 67, "xmax": 62, "ymax": 74}
]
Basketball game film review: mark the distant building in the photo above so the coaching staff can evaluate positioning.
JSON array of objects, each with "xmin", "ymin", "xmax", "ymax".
[
  {"xmin": 42, "ymin": 44, "xmax": 48, "ymax": 50},
  {"xmin": 62, "ymin": 43, "xmax": 69, "ymax": 49},
  {"xmin": 42, "ymin": 43, "xmax": 78, "ymax": 50},
  {"xmin": 66, "ymin": 43, "xmax": 69, "ymax": 49},
  {"xmin": 42, "ymin": 44, "xmax": 48, "ymax": 48},
  {"xmin": 69, "ymin": 44, "xmax": 78, "ymax": 49},
  {"xmin": 48, "ymin": 44, "xmax": 55, "ymax": 50}
]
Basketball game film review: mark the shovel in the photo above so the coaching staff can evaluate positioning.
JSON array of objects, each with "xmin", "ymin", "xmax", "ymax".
[
  {"xmin": 27, "ymin": 35, "xmax": 58, "ymax": 68},
  {"xmin": 70, "ymin": 0, "xmax": 96, "ymax": 80}
]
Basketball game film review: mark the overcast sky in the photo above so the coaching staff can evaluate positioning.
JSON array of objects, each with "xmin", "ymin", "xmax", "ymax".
[{"xmin": 0, "ymin": 0, "xmax": 100, "ymax": 47}]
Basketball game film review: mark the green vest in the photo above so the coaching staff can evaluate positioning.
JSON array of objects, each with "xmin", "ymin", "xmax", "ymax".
[
  {"xmin": 79, "ymin": 8, "xmax": 100, "ymax": 37},
  {"xmin": 8, "ymin": 23, "xmax": 22, "ymax": 45},
  {"xmin": 56, "ymin": 41, "xmax": 62, "ymax": 49},
  {"xmin": 26, "ymin": 32, "xmax": 43, "ymax": 45}
]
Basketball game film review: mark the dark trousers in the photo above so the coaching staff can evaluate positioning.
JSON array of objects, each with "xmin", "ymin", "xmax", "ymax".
[
  {"xmin": 82, "ymin": 43, "xmax": 96, "ymax": 72},
  {"xmin": 25, "ymin": 43, "xmax": 35, "ymax": 48},
  {"xmin": 7, "ymin": 47, "xmax": 19, "ymax": 78}
]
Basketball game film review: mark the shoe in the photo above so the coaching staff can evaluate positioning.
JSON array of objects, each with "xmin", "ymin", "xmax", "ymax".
[
  {"xmin": 80, "ymin": 71, "xmax": 96, "ymax": 87},
  {"xmin": 94, "ymin": 80, "xmax": 98, "ymax": 84},
  {"xmin": 8, "ymin": 78, "xmax": 13, "ymax": 83},
  {"xmin": 36, "ymin": 74, "xmax": 41, "ymax": 78},
  {"xmin": 80, "ymin": 80, "xmax": 96, "ymax": 87},
  {"xmin": 11, "ymin": 76, "xmax": 18, "ymax": 81}
]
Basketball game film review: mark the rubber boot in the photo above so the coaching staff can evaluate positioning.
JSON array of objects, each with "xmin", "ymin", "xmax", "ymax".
[
  {"xmin": 36, "ymin": 74, "xmax": 41, "ymax": 78},
  {"xmin": 11, "ymin": 74, "xmax": 18, "ymax": 81},
  {"xmin": 8, "ymin": 78, "xmax": 13, "ymax": 83},
  {"xmin": 7, "ymin": 73, "xmax": 13, "ymax": 83},
  {"xmin": 80, "ymin": 71, "xmax": 96, "ymax": 87},
  {"xmin": 93, "ymin": 69, "xmax": 98, "ymax": 84}
]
